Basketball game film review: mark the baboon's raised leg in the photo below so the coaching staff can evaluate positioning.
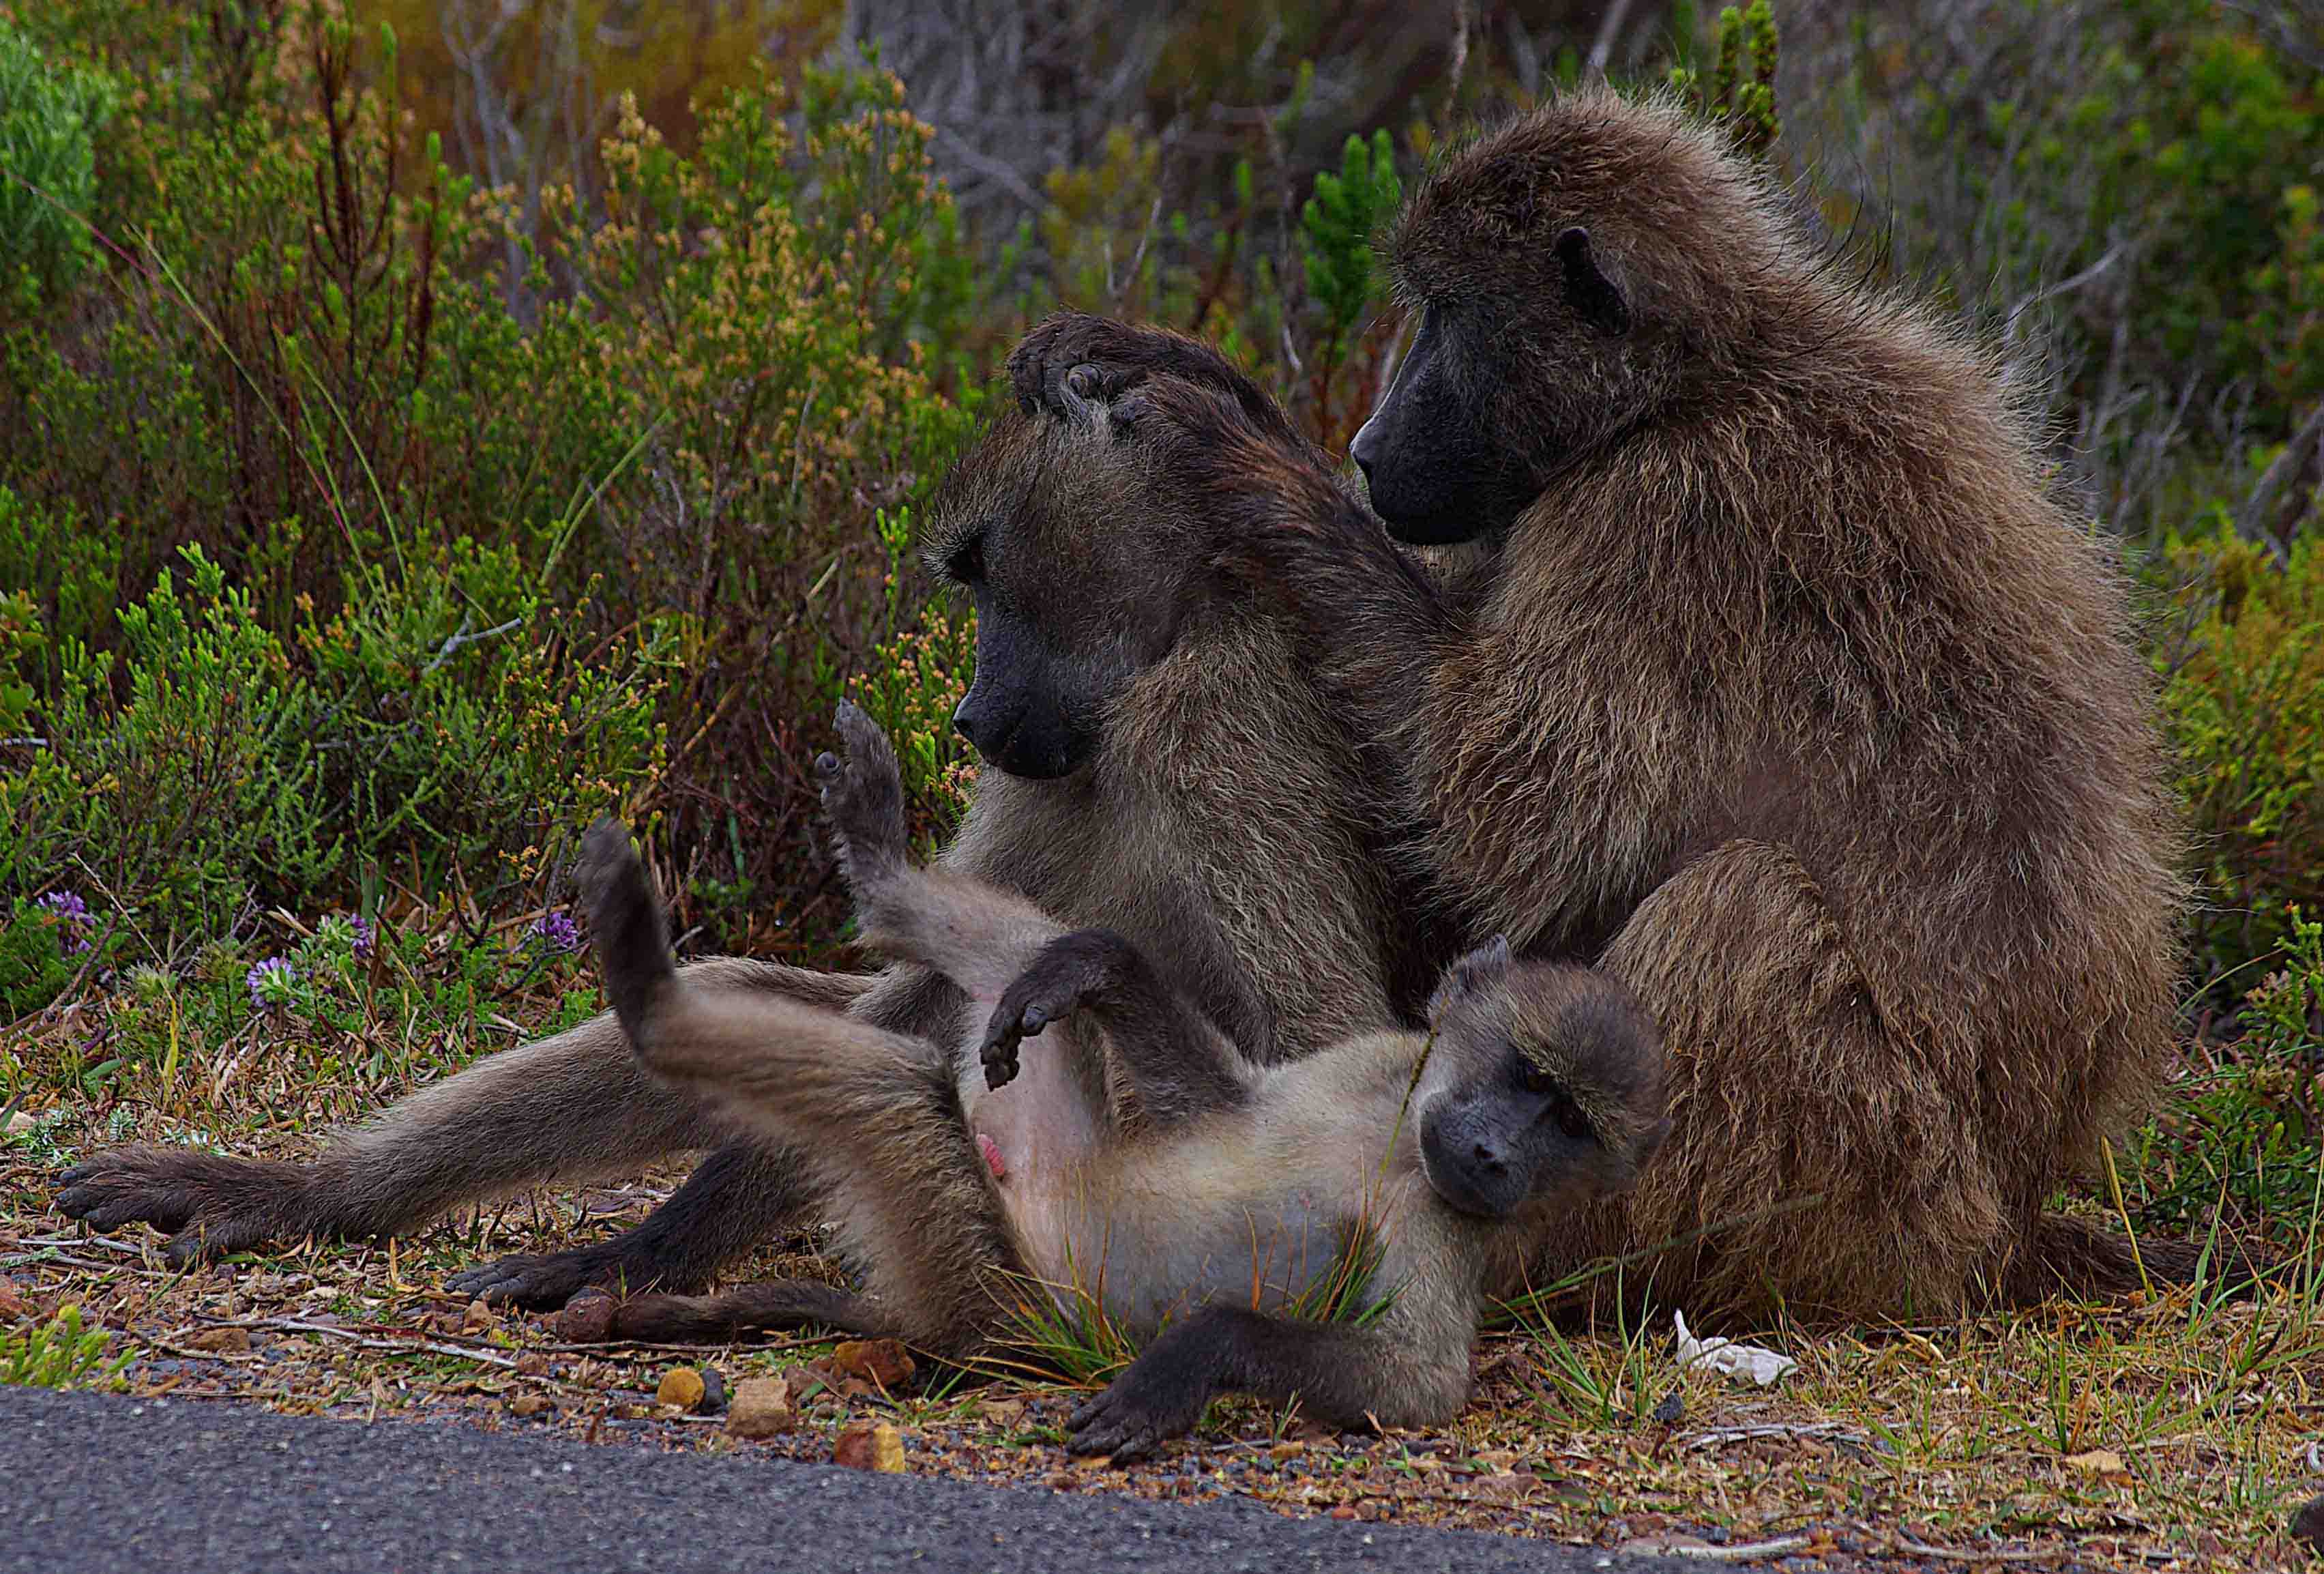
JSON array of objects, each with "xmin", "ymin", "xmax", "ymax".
[
  {"xmin": 580, "ymin": 826, "xmax": 1019, "ymax": 1350},
  {"xmin": 53, "ymin": 960, "xmax": 888, "ymax": 1293},
  {"xmin": 451, "ymin": 964, "xmax": 965, "ymax": 1307},
  {"xmin": 1568, "ymin": 838, "xmax": 2006, "ymax": 1322}
]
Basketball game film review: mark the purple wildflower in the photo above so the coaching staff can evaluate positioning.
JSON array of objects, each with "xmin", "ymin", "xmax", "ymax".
[
  {"xmin": 35, "ymin": 890, "xmax": 93, "ymax": 953},
  {"xmin": 529, "ymin": 909, "xmax": 583, "ymax": 954},
  {"xmin": 349, "ymin": 914, "xmax": 376, "ymax": 960},
  {"xmin": 246, "ymin": 956, "xmax": 297, "ymax": 1011}
]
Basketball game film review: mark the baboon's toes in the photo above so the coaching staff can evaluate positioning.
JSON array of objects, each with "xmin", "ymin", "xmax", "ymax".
[{"xmin": 55, "ymin": 1148, "xmax": 311, "ymax": 1260}]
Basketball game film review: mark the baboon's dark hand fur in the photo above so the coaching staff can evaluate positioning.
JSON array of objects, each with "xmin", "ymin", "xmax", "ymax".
[
  {"xmin": 1008, "ymin": 310, "xmax": 1304, "ymax": 450},
  {"xmin": 1066, "ymin": 1335, "xmax": 1217, "ymax": 1462},
  {"xmin": 818, "ymin": 701, "xmax": 908, "ymax": 878}
]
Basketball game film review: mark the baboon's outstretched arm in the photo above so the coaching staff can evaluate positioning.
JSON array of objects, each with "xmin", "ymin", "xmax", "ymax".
[
  {"xmin": 1066, "ymin": 1301, "xmax": 1472, "ymax": 1462},
  {"xmin": 981, "ymin": 927, "xmax": 1251, "ymax": 1124}
]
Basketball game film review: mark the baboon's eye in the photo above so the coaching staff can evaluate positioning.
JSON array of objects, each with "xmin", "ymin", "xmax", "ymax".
[
  {"xmin": 1516, "ymin": 1055, "xmax": 1593, "ymax": 1141},
  {"xmin": 946, "ymin": 534, "xmax": 986, "ymax": 585}
]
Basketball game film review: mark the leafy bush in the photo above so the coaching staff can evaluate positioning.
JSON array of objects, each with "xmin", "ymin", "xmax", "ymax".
[
  {"xmin": 0, "ymin": 1305, "xmax": 127, "ymax": 1391},
  {"xmin": 2132, "ymin": 911, "xmax": 2323, "ymax": 1246},
  {"xmin": 0, "ymin": 19, "xmax": 116, "ymax": 308},
  {"xmin": 2160, "ymin": 521, "xmax": 2324, "ymax": 989}
]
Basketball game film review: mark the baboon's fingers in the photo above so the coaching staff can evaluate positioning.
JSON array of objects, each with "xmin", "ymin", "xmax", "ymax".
[
  {"xmin": 822, "ymin": 702, "xmax": 907, "ymax": 869},
  {"xmin": 1065, "ymin": 1365, "xmax": 1203, "ymax": 1463}
]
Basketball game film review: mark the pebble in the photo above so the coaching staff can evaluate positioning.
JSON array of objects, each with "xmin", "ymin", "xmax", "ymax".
[
  {"xmin": 725, "ymin": 1377, "xmax": 796, "ymax": 1440},
  {"xmin": 656, "ymin": 1367, "xmax": 707, "ymax": 1412},
  {"xmin": 834, "ymin": 1420, "xmax": 905, "ymax": 1472}
]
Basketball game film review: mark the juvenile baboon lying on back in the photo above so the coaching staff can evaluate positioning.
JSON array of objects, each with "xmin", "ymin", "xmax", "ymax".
[
  {"xmin": 58, "ymin": 385, "xmax": 1436, "ymax": 1309},
  {"xmin": 579, "ymin": 703, "xmax": 1667, "ymax": 1459},
  {"xmin": 1013, "ymin": 84, "xmax": 2186, "ymax": 1320}
]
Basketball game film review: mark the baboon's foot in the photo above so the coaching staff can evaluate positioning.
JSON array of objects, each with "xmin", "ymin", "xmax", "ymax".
[
  {"xmin": 445, "ymin": 1235, "xmax": 711, "ymax": 1311},
  {"xmin": 55, "ymin": 1147, "xmax": 328, "ymax": 1266},
  {"xmin": 816, "ymin": 701, "xmax": 907, "ymax": 877},
  {"xmin": 977, "ymin": 928, "xmax": 1128, "ymax": 1091}
]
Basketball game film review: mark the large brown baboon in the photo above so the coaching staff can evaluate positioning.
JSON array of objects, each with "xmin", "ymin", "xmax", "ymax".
[
  {"xmin": 1012, "ymin": 84, "xmax": 2186, "ymax": 1321},
  {"xmin": 57, "ymin": 391, "xmax": 1437, "ymax": 1307}
]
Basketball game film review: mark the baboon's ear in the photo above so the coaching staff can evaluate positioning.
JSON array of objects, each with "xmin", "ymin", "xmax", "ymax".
[
  {"xmin": 1430, "ymin": 933, "xmax": 1514, "ymax": 1021},
  {"xmin": 1555, "ymin": 227, "xmax": 1632, "ymax": 338}
]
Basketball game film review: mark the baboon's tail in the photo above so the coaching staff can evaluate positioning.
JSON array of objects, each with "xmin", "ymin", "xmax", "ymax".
[{"xmin": 2007, "ymin": 1212, "xmax": 2270, "ymax": 1304}]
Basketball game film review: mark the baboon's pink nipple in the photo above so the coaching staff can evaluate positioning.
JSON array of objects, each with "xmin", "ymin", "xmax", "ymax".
[{"xmin": 977, "ymin": 1131, "xmax": 1007, "ymax": 1180}]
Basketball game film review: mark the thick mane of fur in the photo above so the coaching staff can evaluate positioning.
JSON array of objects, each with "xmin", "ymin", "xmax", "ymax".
[{"xmin": 1377, "ymin": 83, "xmax": 2187, "ymax": 1314}]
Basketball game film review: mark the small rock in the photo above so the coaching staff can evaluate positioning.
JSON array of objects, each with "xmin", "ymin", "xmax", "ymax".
[
  {"xmin": 2061, "ymin": 1448, "xmax": 2127, "ymax": 1477},
  {"xmin": 725, "ymin": 1377, "xmax": 796, "ymax": 1440},
  {"xmin": 4, "ymin": 1111, "xmax": 35, "ymax": 1137},
  {"xmin": 0, "ymin": 1278, "xmax": 27, "ymax": 1320},
  {"xmin": 186, "ymin": 1326, "xmax": 252, "ymax": 1355},
  {"xmin": 1329, "ymin": 1505, "xmax": 1360, "ymax": 1521},
  {"xmin": 976, "ymin": 1397, "xmax": 1027, "ymax": 1427},
  {"xmin": 555, "ymin": 1293, "xmax": 616, "ymax": 1345},
  {"xmin": 656, "ymin": 1367, "xmax": 707, "ymax": 1412},
  {"xmin": 2290, "ymin": 1493, "xmax": 2324, "ymax": 1556},
  {"xmin": 1650, "ymin": 1388, "xmax": 1686, "ymax": 1426},
  {"xmin": 505, "ymin": 1394, "xmax": 554, "ymax": 1419},
  {"xmin": 514, "ymin": 1352, "xmax": 551, "ymax": 1378},
  {"xmin": 834, "ymin": 1420, "xmax": 905, "ymax": 1472},
  {"xmin": 832, "ymin": 1338, "xmax": 915, "ymax": 1390},
  {"xmin": 698, "ymin": 1367, "xmax": 729, "ymax": 1416},
  {"xmin": 462, "ymin": 1298, "xmax": 497, "ymax": 1334}
]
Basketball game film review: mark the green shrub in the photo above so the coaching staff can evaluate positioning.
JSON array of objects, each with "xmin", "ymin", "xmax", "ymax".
[
  {"xmin": 0, "ymin": 19, "xmax": 116, "ymax": 308},
  {"xmin": 2160, "ymin": 521, "xmax": 2324, "ymax": 989},
  {"xmin": 0, "ymin": 1305, "xmax": 127, "ymax": 1391},
  {"xmin": 2132, "ymin": 911, "xmax": 2323, "ymax": 1246}
]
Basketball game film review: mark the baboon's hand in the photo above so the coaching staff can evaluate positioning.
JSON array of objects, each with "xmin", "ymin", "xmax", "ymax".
[
  {"xmin": 55, "ymin": 1148, "xmax": 327, "ymax": 1266},
  {"xmin": 1067, "ymin": 1336, "xmax": 1216, "ymax": 1463},
  {"xmin": 818, "ymin": 701, "xmax": 908, "ymax": 880},
  {"xmin": 1010, "ymin": 312, "xmax": 1201, "ymax": 414},
  {"xmin": 1009, "ymin": 311, "xmax": 1300, "ymax": 449},
  {"xmin": 977, "ymin": 929, "xmax": 1121, "ymax": 1092}
]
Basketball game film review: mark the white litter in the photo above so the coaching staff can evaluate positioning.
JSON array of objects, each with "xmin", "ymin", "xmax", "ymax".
[{"xmin": 1673, "ymin": 1310, "xmax": 1797, "ymax": 1386}]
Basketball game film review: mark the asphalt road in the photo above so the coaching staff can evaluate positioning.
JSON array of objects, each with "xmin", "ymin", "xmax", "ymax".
[{"xmin": 0, "ymin": 1386, "xmax": 1692, "ymax": 1574}]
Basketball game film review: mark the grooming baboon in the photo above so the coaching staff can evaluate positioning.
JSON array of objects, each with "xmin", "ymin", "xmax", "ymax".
[
  {"xmin": 57, "ymin": 388, "xmax": 1432, "ymax": 1309},
  {"xmin": 579, "ymin": 703, "xmax": 1667, "ymax": 1459},
  {"xmin": 1012, "ymin": 85, "xmax": 2185, "ymax": 1320}
]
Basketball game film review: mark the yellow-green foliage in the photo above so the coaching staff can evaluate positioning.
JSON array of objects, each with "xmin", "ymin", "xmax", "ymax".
[
  {"xmin": 1, "ymin": 1305, "xmax": 128, "ymax": 1391},
  {"xmin": 2162, "ymin": 521, "xmax": 2324, "ymax": 982}
]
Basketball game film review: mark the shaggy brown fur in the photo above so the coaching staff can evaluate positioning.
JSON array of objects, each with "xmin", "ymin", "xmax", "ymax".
[
  {"xmin": 1012, "ymin": 85, "xmax": 2185, "ymax": 1322},
  {"xmin": 57, "ymin": 396, "xmax": 1428, "ymax": 1313}
]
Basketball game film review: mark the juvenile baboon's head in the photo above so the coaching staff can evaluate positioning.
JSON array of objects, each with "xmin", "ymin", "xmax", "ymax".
[
  {"xmin": 921, "ymin": 391, "xmax": 1217, "ymax": 780},
  {"xmin": 1354, "ymin": 85, "xmax": 1797, "ymax": 544},
  {"xmin": 1412, "ymin": 939, "xmax": 1669, "ymax": 1221}
]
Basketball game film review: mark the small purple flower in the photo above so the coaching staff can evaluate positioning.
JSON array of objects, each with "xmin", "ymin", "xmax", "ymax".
[
  {"xmin": 246, "ymin": 956, "xmax": 297, "ymax": 1011},
  {"xmin": 35, "ymin": 891, "xmax": 92, "ymax": 953},
  {"xmin": 349, "ymin": 914, "xmax": 376, "ymax": 960},
  {"xmin": 529, "ymin": 910, "xmax": 583, "ymax": 955}
]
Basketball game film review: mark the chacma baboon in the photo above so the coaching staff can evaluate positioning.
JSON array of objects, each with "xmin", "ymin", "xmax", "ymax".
[
  {"xmin": 580, "ymin": 702, "xmax": 1666, "ymax": 1460},
  {"xmin": 57, "ymin": 383, "xmax": 1437, "ymax": 1313},
  {"xmin": 1012, "ymin": 84, "xmax": 2185, "ymax": 1320}
]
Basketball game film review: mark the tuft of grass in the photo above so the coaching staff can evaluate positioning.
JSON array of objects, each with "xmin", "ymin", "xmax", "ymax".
[{"xmin": 1, "ymin": 1305, "xmax": 129, "ymax": 1391}]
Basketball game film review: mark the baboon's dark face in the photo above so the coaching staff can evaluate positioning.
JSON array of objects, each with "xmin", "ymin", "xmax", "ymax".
[
  {"xmin": 1415, "ymin": 944, "xmax": 1668, "ymax": 1220},
  {"xmin": 1351, "ymin": 308, "xmax": 1541, "ymax": 544},
  {"xmin": 926, "ymin": 413, "xmax": 1198, "ymax": 781}
]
